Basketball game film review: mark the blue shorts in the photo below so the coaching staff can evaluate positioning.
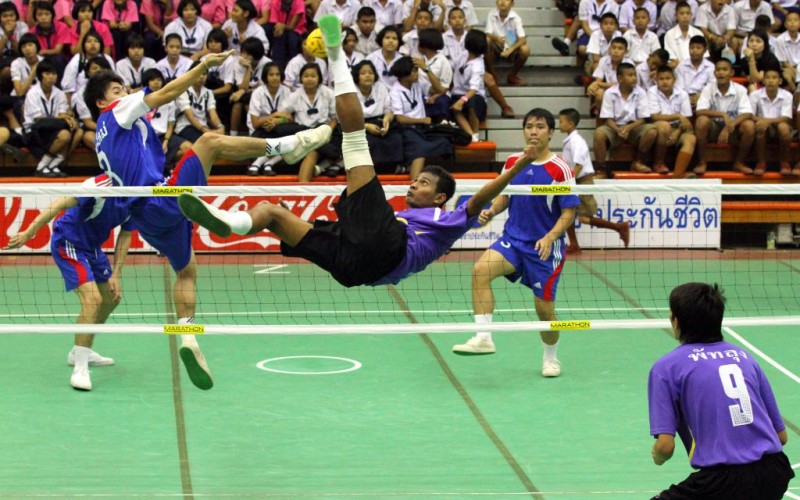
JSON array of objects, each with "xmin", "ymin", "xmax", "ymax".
[
  {"xmin": 490, "ymin": 233, "xmax": 566, "ymax": 301},
  {"xmin": 577, "ymin": 33, "xmax": 591, "ymax": 47},
  {"xmin": 51, "ymin": 238, "xmax": 112, "ymax": 292},
  {"xmin": 132, "ymin": 149, "xmax": 207, "ymax": 272}
]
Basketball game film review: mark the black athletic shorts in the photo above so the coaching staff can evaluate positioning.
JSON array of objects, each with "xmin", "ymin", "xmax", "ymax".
[
  {"xmin": 280, "ymin": 176, "xmax": 408, "ymax": 287},
  {"xmin": 652, "ymin": 451, "xmax": 794, "ymax": 500}
]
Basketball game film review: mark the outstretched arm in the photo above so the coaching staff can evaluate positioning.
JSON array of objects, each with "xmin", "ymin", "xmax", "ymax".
[
  {"xmin": 108, "ymin": 229, "xmax": 132, "ymax": 303},
  {"xmin": 466, "ymin": 145, "xmax": 536, "ymax": 217},
  {"xmin": 144, "ymin": 50, "xmax": 235, "ymax": 110},
  {"xmin": 4, "ymin": 196, "xmax": 78, "ymax": 249}
]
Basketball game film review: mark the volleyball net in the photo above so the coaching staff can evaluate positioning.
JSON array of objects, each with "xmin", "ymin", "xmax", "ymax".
[{"xmin": 1, "ymin": 180, "xmax": 799, "ymax": 335}]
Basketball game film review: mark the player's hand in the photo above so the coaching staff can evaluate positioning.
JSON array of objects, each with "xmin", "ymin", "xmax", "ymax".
[
  {"xmin": 108, "ymin": 274, "xmax": 123, "ymax": 303},
  {"xmin": 204, "ymin": 49, "xmax": 236, "ymax": 68},
  {"xmin": 4, "ymin": 231, "xmax": 31, "ymax": 250},
  {"xmin": 534, "ymin": 234, "xmax": 555, "ymax": 260},
  {"xmin": 477, "ymin": 208, "xmax": 495, "ymax": 226}
]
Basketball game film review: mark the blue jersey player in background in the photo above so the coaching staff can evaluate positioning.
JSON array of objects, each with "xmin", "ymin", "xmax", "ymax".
[
  {"xmin": 176, "ymin": 16, "xmax": 541, "ymax": 291},
  {"xmin": 648, "ymin": 282, "xmax": 794, "ymax": 499},
  {"xmin": 452, "ymin": 109, "xmax": 579, "ymax": 379},
  {"xmin": 5, "ymin": 175, "xmax": 134, "ymax": 392},
  {"xmin": 83, "ymin": 51, "xmax": 332, "ymax": 390}
]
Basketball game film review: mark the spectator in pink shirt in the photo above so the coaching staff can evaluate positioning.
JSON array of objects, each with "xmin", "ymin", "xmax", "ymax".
[
  {"xmin": 166, "ymin": 0, "xmax": 228, "ymax": 27},
  {"xmin": 264, "ymin": 0, "xmax": 306, "ymax": 66},
  {"xmin": 67, "ymin": 2, "xmax": 113, "ymax": 56},
  {"xmin": 141, "ymin": 0, "xmax": 172, "ymax": 60},
  {"xmin": 29, "ymin": 2, "xmax": 70, "ymax": 79},
  {"xmin": 101, "ymin": 0, "xmax": 139, "ymax": 62},
  {"xmin": 54, "ymin": 0, "xmax": 75, "ymax": 28}
]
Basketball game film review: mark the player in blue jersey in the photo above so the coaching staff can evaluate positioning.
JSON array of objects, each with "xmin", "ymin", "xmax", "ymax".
[
  {"xmin": 452, "ymin": 110, "xmax": 579, "ymax": 378},
  {"xmin": 5, "ymin": 175, "xmax": 134, "ymax": 392},
  {"xmin": 82, "ymin": 51, "xmax": 332, "ymax": 391},
  {"xmin": 177, "ymin": 15, "xmax": 537, "ymax": 289},
  {"xmin": 648, "ymin": 282, "xmax": 794, "ymax": 499}
]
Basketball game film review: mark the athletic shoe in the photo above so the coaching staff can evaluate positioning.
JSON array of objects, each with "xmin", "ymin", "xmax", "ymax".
[
  {"xmin": 542, "ymin": 359, "xmax": 561, "ymax": 378},
  {"xmin": 70, "ymin": 368, "xmax": 92, "ymax": 391},
  {"xmin": 178, "ymin": 193, "xmax": 234, "ymax": 237},
  {"xmin": 179, "ymin": 342, "xmax": 214, "ymax": 390},
  {"xmin": 67, "ymin": 348, "xmax": 115, "ymax": 367},
  {"xmin": 318, "ymin": 14, "xmax": 343, "ymax": 48},
  {"xmin": 452, "ymin": 336, "xmax": 496, "ymax": 355},
  {"xmin": 282, "ymin": 124, "xmax": 333, "ymax": 165},
  {"xmin": 247, "ymin": 164, "xmax": 260, "ymax": 176}
]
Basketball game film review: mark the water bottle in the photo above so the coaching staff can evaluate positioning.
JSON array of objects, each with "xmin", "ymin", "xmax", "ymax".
[{"xmin": 767, "ymin": 230, "xmax": 776, "ymax": 250}]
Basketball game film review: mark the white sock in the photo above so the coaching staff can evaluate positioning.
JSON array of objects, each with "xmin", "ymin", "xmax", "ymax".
[
  {"xmin": 72, "ymin": 345, "xmax": 91, "ymax": 371},
  {"xmin": 471, "ymin": 133, "xmax": 480, "ymax": 143},
  {"xmin": 179, "ymin": 317, "xmax": 197, "ymax": 346},
  {"xmin": 327, "ymin": 43, "xmax": 357, "ymax": 96},
  {"xmin": 251, "ymin": 156, "xmax": 268, "ymax": 167},
  {"xmin": 475, "ymin": 313, "xmax": 493, "ymax": 342},
  {"xmin": 37, "ymin": 154, "xmax": 53, "ymax": 170},
  {"xmin": 13, "ymin": 127, "xmax": 22, "ymax": 136},
  {"xmin": 263, "ymin": 155, "xmax": 281, "ymax": 167},
  {"xmin": 341, "ymin": 129, "xmax": 372, "ymax": 171},
  {"xmin": 227, "ymin": 211, "xmax": 254, "ymax": 235},
  {"xmin": 265, "ymin": 136, "xmax": 299, "ymax": 156},
  {"xmin": 563, "ymin": 37, "xmax": 571, "ymax": 43},
  {"xmin": 543, "ymin": 341, "xmax": 559, "ymax": 362}
]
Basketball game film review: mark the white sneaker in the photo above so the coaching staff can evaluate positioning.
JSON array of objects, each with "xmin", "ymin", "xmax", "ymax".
[
  {"xmin": 67, "ymin": 348, "xmax": 115, "ymax": 367},
  {"xmin": 542, "ymin": 359, "xmax": 561, "ymax": 378},
  {"xmin": 178, "ymin": 193, "xmax": 234, "ymax": 237},
  {"xmin": 70, "ymin": 368, "xmax": 92, "ymax": 391},
  {"xmin": 179, "ymin": 342, "xmax": 214, "ymax": 390},
  {"xmin": 282, "ymin": 124, "xmax": 333, "ymax": 165},
  {"xmin": 452, "ymin": 336, "xmax": 496, "ymax": 355}
]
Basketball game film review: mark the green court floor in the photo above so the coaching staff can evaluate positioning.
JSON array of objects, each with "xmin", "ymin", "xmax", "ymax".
[{"xmin": 0, "ymin": 251, "xmax": 798, "ymax": 499}]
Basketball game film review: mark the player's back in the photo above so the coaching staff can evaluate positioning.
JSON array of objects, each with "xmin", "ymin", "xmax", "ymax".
[
  {"xmin": 54, "ymin": 176, "xmax": 133, "ymax": 249},
  {"xmin": 650, "ymin": 340, "xmax": 784, "ymax": 468},
  {"xmin": 503, "ymin": 152, "xmax": 578, "ymax": 242},
  {"xmin": 95, "ymin": 92, "xmax": 166, "ymax": 188}
]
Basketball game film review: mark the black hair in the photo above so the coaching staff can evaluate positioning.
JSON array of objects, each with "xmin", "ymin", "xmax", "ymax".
[
  {"xmin": 715, "ymin": 57, "xmax": 733, "ymax": 69},
  {"xmin": 389, "ymin": 55, "xmax": 415, "ymax": 78},
  {"xmin": 0, "ymin": 2, "xmax": 20, "ymax": 20},
  {"xmin": 754, "ymin": 14, "xmax": 771, "ymax": 29},
  {"xmin": 351, "ymin": 59, "xmax": 378, "ymax": 85},
  {"xmin": 448, "ymin": 6, "xmax": 464, "ymax": 18},
  {"xmin": 33, "ymin": 2, "xmax": 55, "ymax": 20},
  {"xmin": 675, "ymin": 1, "xmax": 691, "ymax": 13},
  {"xmin": 656, "ymin": 65, "xmax": 674, "ymax": 76},
  {"xmin": 18, "ymin": 33, "xmax": 40, "ymax": 52},
  {"xmin": 35, "ymin": 58, "xmax": 56, "ymax": 81},
  {"xmin": 418, "ymin": 27, "xmax": 444, "ymax": 51},
  {"xmin": 165, "ymin": 33, "xmax": 183, "ymax": 47},
  {"xmin": 299, "ymin": 62, "xmax": 323, "ymax": 83},
  {"xmin": 599, "ymin": 12, "xmax": 618, "ymax": 24},
  {"xmin": 669, "ymin": 283, "xmax": 725, "ymax": 344},
  {"xmin": 415, "ymin": 8, "xmax": 433, "ymax": 22},
  {"xmin": 616, "ymin": 61, "xmax": 636, "ymax": 77},
  {"xmin": 261, "ymin": 61, "xmax": 284, "ymax": 82},
  {"xmin": 84, "ymin": 69, "xmax": 125, "ymax": 121},
  {"xmin": 558, "ymin": 108, "xmax": 580, "ymax": 127},
  {"xmin": 142, "ymin": 67, "xmax": 165, "ymax": 86},
  {"xmin": 748, "ymin": 29, "xmax": 771, "ymax": 58},
  {"xmin": 689, "ymin": 34, "xmax": 707, "ymax": 48},
  {"xmin": 651, "ymin": 48, "xmax": 670, "ymax": 64},
  {"xmin": 85, "ymin": 54, "xmax": 112, "ymax": 77},
  {"xmin": 234, "ymin": 0, "xmax": 258, "ymax": 20},
  {"xmin": 357, "ymin": 6, "xmax": 376, "ymax": 18},
  {"xmin": 177, "ymin": 0, "xmax": 202, "ymax": 18},
  {"xmin": 71, "ymin": 0, "xmax": 93, "ymax": 20},
  {"xmin": 205, "ymin": 28, "xmax": 229, "ymax": 50},
  {"xmin": 610, "ymin": 36, "xmax": 628, "ymax": 50},
  {"xmin": 81, "ymin": 30, "xmax": 104, "ymax": 56},
  {"xmin": 522, "ymin": 107, "xmax": 556, "ymax": 132},
  {"xmin": 421, "ymin": 165, "xmax": 455, "ymax": 205},
  {"xmin": 343, "ymin": 27, "xmax": 357, "ymax": 44},
  {"xmin": 376, "ymin": 25, "xmax": 403, "ymax": 48},
  {"xmin": 465, "ymin": 29, "xmax": 488, "ymax": 55},
  {"xmin": 633, "ymin": 7, "xmax": 650, "ymax": 18},
  {"xmin": 786, "ymin": 8, "xmax": 800, "ymax": 19},
  {"xmin": 240, "ymin": 37, "xmax": 265, "ymax": 60},
  {"xmin": 125, "ymin": 33, "xmax": 146, "ymax": 52}
]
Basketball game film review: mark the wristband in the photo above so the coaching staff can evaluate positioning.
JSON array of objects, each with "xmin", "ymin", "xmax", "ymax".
[{"xmin": 460, "ymin": 95, "xmax": 468, "ymax": 103}]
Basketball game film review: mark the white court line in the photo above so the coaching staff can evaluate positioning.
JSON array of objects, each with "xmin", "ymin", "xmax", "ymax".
[
  {"xmin": 784, "ymin": 491, "xmax": 800, "ymax": 500},
  {"xmin": 793, "ymin": 462, "xmax": 800, "ymax": 469},
  {"xmin": 723, "ymin": 327, "xmax": 800, "ymax": 385},
  {"xmin": 0, "ymin": 306, "xmax": 668, "ymax": 320}
]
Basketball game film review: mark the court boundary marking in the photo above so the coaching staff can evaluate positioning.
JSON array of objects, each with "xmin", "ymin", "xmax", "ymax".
[{"xmin": 387, "ymin": 285, "xmax": 543, "ymax": 500}]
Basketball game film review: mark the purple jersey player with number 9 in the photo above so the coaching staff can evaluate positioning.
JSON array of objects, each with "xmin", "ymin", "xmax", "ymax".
[{"xmin": 647, "ymin": 282, "xmax": 794, "ymax": 499}]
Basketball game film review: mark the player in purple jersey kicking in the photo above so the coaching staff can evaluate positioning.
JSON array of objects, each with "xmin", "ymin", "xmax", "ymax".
[
  {"xmin": 452, "ymin": 109, "xmax": 580, "ymax": 379},
  {"xmin": 82, "ymin": 51, "xmax": 332, "ymax": 391},
  {"xmin": 5, "ymin": 175, "xmax": 134, "ymax": 392},
  {"xmin": 648, "ymin": 282, "xmax": 794, "ymax": 500},
  {"xmin": 177, "ymin": 15, "xmax": 536, "ymax": 289}
]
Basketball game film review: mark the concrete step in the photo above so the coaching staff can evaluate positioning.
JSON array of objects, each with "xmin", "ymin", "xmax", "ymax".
[
  {"xmin": 474, "ymin": 7, "xmax": 565, "ymax": 26},
  {"xmin": 487, "ymin": 95, "xmax": 590, "ymax": 116}
]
